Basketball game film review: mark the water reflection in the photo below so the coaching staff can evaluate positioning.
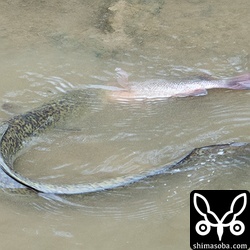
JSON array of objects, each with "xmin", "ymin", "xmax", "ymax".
[{"xmin": 0, "ymin": 0, "xmax": 249, "ymax": 249}]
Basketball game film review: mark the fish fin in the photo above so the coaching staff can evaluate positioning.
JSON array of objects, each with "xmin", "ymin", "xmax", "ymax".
[
  {"xmin": 173, "ymin": 88, "xmax": 208, "ymax": 97},
  {"xmin": 115, "ymin": 68, "xmax": 131, "ymax": 90},
  {"xmin": 225, "ymin": 73, "xmax": 250, "ymax": 90},
  {"xmin": 190, "ymin": 88, "xmax": 208, "ymax": 96}
]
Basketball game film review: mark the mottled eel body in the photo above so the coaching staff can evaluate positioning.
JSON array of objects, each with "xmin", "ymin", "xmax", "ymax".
[{"xmin": 0, "ymin": 89, "xmax": 249, "ymax": 194}]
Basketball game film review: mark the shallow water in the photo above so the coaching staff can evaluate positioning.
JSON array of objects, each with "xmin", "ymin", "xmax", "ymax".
[{"xmin": 0, "ymin": 0, "xmax": 249, "ymax": 249}]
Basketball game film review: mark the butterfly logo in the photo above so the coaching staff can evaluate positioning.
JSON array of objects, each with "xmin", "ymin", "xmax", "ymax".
[{"xmin": 193, "ymin": 192, "xmax": 247, "ymax": 241}]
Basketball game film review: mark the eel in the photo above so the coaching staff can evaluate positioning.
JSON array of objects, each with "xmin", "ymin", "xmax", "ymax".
[{"xmin": 0, "ymin": 86, "xmax": 249, "ymax": 195}]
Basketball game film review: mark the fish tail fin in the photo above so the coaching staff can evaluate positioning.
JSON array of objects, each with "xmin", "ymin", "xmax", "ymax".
[{"xmin": 225, "ymin": 73, "xmax": 250, "ymax": 90}]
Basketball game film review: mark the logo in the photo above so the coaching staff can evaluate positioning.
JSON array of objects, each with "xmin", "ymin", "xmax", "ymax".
[{"xmin": 190, "ymin": 190, "xmax": 249, "ymax": 250}]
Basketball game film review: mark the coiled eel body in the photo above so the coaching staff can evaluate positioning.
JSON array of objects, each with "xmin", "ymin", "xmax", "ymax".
[{"xmin": 0, "ymin": 89, "xmax": 249, "ymax": 195}]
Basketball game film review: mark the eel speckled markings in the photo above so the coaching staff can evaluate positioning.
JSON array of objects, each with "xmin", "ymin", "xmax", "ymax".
[{"xmin": 0, "ymin": 87, "xmax": 249, "ymax": 195}]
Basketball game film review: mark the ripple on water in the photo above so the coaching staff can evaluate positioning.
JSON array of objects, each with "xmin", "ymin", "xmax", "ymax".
[
  {"xmin": 16, "ymin": 142, "xmax": 248, "ymax": 220},
  {"xmin": 2, "ymin": 72, "xmax": 250, "ymax": 219}
]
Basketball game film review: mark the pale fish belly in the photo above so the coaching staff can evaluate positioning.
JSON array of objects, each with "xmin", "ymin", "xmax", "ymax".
[
  {"xmin": 107, "ymin": 68, "xmax": 250, "ymax": 101},
  {"xmin": 108, "ymin": 80, "xmax": 208, "ymax": 101}
]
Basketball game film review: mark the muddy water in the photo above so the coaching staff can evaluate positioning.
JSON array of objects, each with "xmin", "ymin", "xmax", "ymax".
[{"xmin": 0, "ymin": 0, "xmax": 250, "ymax": 249}]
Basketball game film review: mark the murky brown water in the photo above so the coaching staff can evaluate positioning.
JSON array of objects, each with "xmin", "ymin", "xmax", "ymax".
[{"xmin": 0, "ymin": 1, "xmax": 249, "ymax": 249}]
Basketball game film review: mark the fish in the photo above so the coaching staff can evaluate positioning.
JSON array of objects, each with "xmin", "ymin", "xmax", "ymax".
[
  {"xmin": 108, "ymin": 68, "xmax": 250, "ymax": 100},
  {"xmin": 0, "ymin": 88, "xmax": 249, "ymax": 195}
]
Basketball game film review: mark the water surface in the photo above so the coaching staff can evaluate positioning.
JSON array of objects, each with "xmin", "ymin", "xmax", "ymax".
[{"xmin": 0, "ymin": 1, "xmax": 249, "ymax": 249}]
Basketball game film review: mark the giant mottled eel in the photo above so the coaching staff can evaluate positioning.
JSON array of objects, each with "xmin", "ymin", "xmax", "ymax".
[{"xmin": 0, "ymin": 90, "xmax": 249, "ymax": 194}]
